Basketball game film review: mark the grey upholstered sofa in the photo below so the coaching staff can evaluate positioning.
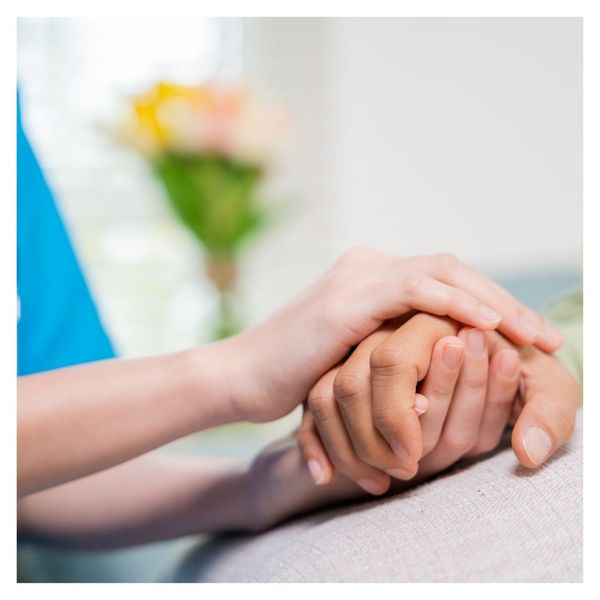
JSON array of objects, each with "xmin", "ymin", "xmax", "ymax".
[{"xmin": 175, "ymin": 411, "xmax": 582, "ymax": 583}]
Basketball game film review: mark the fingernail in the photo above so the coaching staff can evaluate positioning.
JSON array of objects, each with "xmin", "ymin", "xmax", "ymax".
[
  {"xmin": 541, "ymin": 324, "xmax": 564, "ymax": 348},
  {"xmin": 519, "ymin": 316, "xmax": 541, "ymax": 341},
  {"xmin": 466, "ymin": 329, "xmax": 486, "ymax": 356},
  {"xmin": 307, "ymin": 459, "xmax": 326, "ymax": 485},
  {"xmin": 522, "ymin": 426, "xmax": 552, "ymax": 466},
  {"xmin": 498, "ymin": 350, "xmax": 519, "ymax": 379},
  {"xmin": 386, "ymin": 467, "xmax": 415, "ymax": 481},
  {"xmin": 442, "ymin": 343, "xmax": 463, "ymax": 370},
  {"xmin": 357, "ymin": 478, "xmax": 387, "ymax": 495},
  {"xmin": 390, "ymin": 441, "xmax": 411, "ymax": 464},
  {"xmin": 479, "ymin": 305, "xmax": 501, "ymax": 324},
  {"xmin": 414, "ymin": 393, "xmax": 428, "ymax": 415}
]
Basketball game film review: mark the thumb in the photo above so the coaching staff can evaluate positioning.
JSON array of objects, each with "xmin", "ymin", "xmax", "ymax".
[{"xmin": 511, "ymin": 349, "xmax": 580, "ymax": 468}]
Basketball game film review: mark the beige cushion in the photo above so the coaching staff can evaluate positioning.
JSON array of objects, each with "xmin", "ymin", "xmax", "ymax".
[{"xmin": 177, "ymin": 411, "xmax": 582, "ymax": 582}]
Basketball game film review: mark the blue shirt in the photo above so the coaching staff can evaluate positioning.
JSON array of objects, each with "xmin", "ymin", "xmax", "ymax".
[{"xmin": 17, "ymin": 94, "xmax": 115, "ymax": 375}]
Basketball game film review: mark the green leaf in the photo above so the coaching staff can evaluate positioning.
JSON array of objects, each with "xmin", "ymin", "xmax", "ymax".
[{"xmin": 152, "ymin": 154, "xmax": 269, "ymax": 256}]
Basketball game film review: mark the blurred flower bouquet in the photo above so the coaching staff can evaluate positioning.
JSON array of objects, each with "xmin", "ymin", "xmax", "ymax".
[{"xmin": 118, "ymin": 82, "xmax": 286, "ymax": 339}]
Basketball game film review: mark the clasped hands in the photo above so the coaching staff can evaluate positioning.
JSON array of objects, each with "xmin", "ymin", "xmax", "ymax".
[
  {"xmin": 15, "ymin": 248, "xmax": 580, "ymax": 545},
  {"xmin": 298, "ymin": 312, "xmax": 579, "ymax": 497},
  {"xmin": 231, "ymin": 249, "xmax": 579, "ymax": 526}
]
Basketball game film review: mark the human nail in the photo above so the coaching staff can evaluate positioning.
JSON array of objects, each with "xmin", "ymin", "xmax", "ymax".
[
  {"xmin": 522, "ymin": 426, "xmax": 552, "ymax": 466},
  {"xmin": 498, "ymin": 351, "xmax": 519, "ymax": 379},
  {"xmin": 519, "ymin": 316, "xmax": 541, "ymax": 341},
  {"xmin": 357, "ymin": 478, "xmax": 387, "ymax": 495},
  {"xmin": 414, "ymin": 394, "xmax": 428, "ymax": 415},
  {"xmin": 390, "ymin": 441, "xmax": 411, "ymax": 464},
  {"xmin": 466, "ymin": 329, "xmax": 486, "ymax": 356},
  {"xmin": 307, "ymin": 459, "xmax": 326, "ymax": 485},
  {"xmin": 442, "ymin": 343, "xmax": 463, "ymax": 370},
  {"xmin": 479, "ymin": 305, "xmax": 501, "ymax": 324},
  {"xmin": 386, "ymin": 467, "xmax": 415, "ymax": 481}
]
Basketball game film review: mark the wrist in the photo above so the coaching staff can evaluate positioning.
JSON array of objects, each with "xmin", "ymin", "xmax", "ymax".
[
  {"xmin": 244, "ymin": 438, "xmax": 365, "ymax": 532},
  {"xmin": 181, "ymin": 341, "xmax": 247, "ymax": 429},
  {"xmin": 210, "ymin": 330, "xmax": 274, "ymax": 423}
]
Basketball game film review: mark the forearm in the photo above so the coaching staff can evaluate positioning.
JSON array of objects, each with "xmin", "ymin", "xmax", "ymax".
[
  {"xmin": 17, "ymin": 453, "xmax": 251, "ymax": 549},
  {"xmin": 246, "ymin": 437, "xmax": 372, "ymax": 530},
  {"xmin": 17, "ymin": 343, "xmax": 239, "ymax": 497}
]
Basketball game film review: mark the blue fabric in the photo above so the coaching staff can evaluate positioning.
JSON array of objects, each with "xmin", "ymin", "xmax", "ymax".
[{"xmin": 17, "ymin": 94, "xmax": 115, "ymax": 375}]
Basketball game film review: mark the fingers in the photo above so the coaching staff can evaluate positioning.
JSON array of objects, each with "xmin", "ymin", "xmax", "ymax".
[
  {"xmin": 301, "ymin": 314, "xmax": 457, "ymax": 490},
  {"xmin": 385, "ymin": 271, "xmax": 505, "ymax": 332},
  {"xmin": 465, "ymin": 348, "xmax": 520, "ymax": 456},
  {"xmin": 297, "ymin": 406, "xmax": 334, "ymax": 485},
  {"xmin": 508, "ymin": 393, "xmax": 525, "ymax": 427},
  {"xmin": 413, "ymin": 253, "xmax": 564, "ymax": 352},
  {"xmin": 418, "ymin": 327, "xmax": 489, "ymax": 476},
  {"xmin": 369, "ymin": 314, "xmax": 459, "ymax": 467},
  {"xmin": 418, "ymin": 336, "xmax": 465, "ymax": 455},
  {"xmin": 333, "ymin": 330, "xmax": 421, "ymax": 481},
  {"xmin": 510, "ymin": 347, "xmax": 580, "ymax": 468},
  {"xmin": 304, "ymin": 368, "xmax": 391, "ymax": 495}
]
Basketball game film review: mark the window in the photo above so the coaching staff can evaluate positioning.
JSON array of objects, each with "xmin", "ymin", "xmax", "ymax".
[{"xmin": 18, "ymin": 18, "xmax": 243, "ymax": 356}]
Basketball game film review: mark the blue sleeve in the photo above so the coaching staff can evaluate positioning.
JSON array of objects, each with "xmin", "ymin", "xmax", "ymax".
[{"xmin": 17, "ymin": 94, "xmax": 116, "ymax": 375}]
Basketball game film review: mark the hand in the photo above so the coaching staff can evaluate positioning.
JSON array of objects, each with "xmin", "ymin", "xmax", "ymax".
[
  {"xmin": 244, "ymin": 433, "xmax": 363, "ymax": 532},
  {"xmin": 224, "ymin": 248, "xmax": 562, "ymax": 423},
  {"xmin": 297, "ymin": 313, "xmax": 520, "ymax": 492},
  {"xmin": 245, "ymin": 330, "xmax": 579, "ymax": 530},
  {"xmin": 407, "ymin": 330, "xmax": 579, "ymax": 477},
  {"xmin": 297, "ymin": 313, "xmax": 579, "ymax": 494}
]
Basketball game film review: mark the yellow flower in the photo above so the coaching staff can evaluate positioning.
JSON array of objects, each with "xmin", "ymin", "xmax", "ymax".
[{"xmin": 118, "ymin": 82, "xmax": 286, "ymax": 164}]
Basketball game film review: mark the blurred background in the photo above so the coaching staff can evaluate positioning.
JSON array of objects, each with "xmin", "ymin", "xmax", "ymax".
[{"xmin": 17, "ymin": 17, "xmax": 582, "ymax": 582}]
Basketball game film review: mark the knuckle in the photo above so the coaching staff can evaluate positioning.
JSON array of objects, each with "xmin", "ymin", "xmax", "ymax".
[
  {"xmin": 354, "ymin": 443, "xmax": 388, "ymax": 467},
  {"xmin": 438, "ymin": 285, "xmax": 461, "ymax": 313},
  {"xmin": 442, "ymin": 430, "xmax": 478, "ymax": 454},
  {"xmin": 370, "ymin": 345, "xmax": 414, "ymax": 376},
  {"xmin": 354, "ymin": 444, "xmax": 376, "ymax": 464},
  {"xmin": 436, "ymin": 252, "xmax": 460, "ymax": 273},
  {"xmin": 402, "ymin": 272, "xmax": 425, "ymax": 297},
  {"xmin": 462, "ymin": 372, "xmax": 488, "ymax": 390},
  {"xmin": 428, "ymin": 378, "xmax": 455, "ymax": 397},
  {"xmin": 333, "ymin": 370, "xmax": 368, "ymax": 406},
  {"xmin": 307, "ymin": 390, "xmax": 335, "ymax": 420},
  {"xmin": 487, "ymin": 388, "xmax": 516, "ymax": 409},
  {"xmin": 338, "ymin": 246, "xmax": 376, "ymax": 267},
  {"xmin": 518, "ymin": 306, "xmax": 543, "ymax": 327},
  {"xmin": 471, "ymin": 437, "xmax": 502, "ymax": 455},
  {"xmin": 332, "ymin": 455, "xmax": 360, "ymax": 477}
]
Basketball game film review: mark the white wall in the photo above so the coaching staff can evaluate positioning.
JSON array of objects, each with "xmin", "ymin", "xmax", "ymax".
[
  {"xmin": 242, "ymin": 18, "xmax": 581, "ymax": 322},
  {"xmin": 18, "ymin": 18, "xmax": 582, "ymax": 351}
]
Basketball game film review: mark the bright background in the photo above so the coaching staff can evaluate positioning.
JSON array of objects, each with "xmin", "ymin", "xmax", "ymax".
[{"xmin": 17, "ymin": 17, "xmax": 582, "ymax": 582}]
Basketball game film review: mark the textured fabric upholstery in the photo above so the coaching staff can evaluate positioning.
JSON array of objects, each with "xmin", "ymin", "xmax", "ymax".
[{"xmin": 177, "ymin": 411, "xmax": 582, "ymax": 583}]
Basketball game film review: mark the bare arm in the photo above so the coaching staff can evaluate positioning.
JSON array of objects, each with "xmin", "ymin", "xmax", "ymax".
[
  {"xmin": 16, "ymin": 445, "xmax": 362, "ymax": 550},
  {"xmin": 17, "ymin": 250, "xmax": 563, "ymax": 498},
  {"xmin": 17, "ymin": 344, "xmax": 239, "ymax": 497},
  {"xmin": 17, "ymin": 453, "xmax": 252, "ymax": 550}
]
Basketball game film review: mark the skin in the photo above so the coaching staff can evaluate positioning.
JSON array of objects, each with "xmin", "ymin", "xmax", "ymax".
[
  {"xmin": 298, "ymin": 313, "xmax": 581, "ymax": 494},
  {"xmin": 18, "ymin": 249, "xmax": 562, "ymax": 497},
  {"xmin": 17, "ymin": 316, "xmax": 580, "ymax": 549}
]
